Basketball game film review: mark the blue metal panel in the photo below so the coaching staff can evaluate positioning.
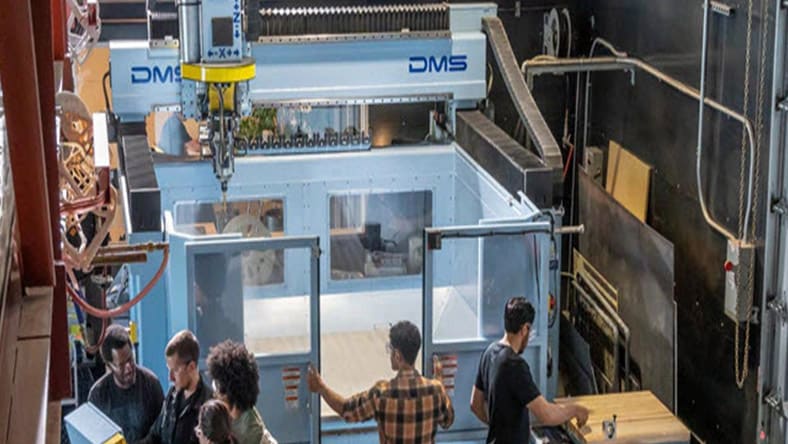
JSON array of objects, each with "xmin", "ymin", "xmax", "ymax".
[
  {"xmin": 128, "ymin": 230, "xmax": 170, "ymax": 386},
  {"xmin": 155, "ymin": 146, "xmax": 460, "ymax": 298},
  {"xmin": 453, "ymin": 148, "xmax": 534, "ymax": 220},
  {"xmin": 200, "ymin": 0, "xmax": 245, "ymax": 62},
  {"xmin": 65, "ymin": 402, "xmax": 123, "ymax": 444},
  {"xmin": 248, "ymin": 34, "xmax": 486, "ymax": 103},
  {"xmin": 109, "ymin": 41, "xmax": 180, "ymax": 121},
  {"xmin": 449, "ymin": 3, "xmax": 498, "ymax": 32},
  {"xmin": 258, "ymin": 359, "xmax": 312, "ymax": 443}
]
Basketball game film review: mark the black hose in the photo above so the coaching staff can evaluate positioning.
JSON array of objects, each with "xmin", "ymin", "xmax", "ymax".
[{"xmin": 102, "ymin": 69, "xmax": 112, "ymax": 112}]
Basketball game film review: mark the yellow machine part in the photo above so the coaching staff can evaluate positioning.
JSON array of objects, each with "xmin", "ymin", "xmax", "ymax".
[
  {"xmin": 104, "ymin": 433, "xmax": 127, "ymax": 444},
  {"xmin": 208, "ymin": 84, "xmax": 236, "ymax": 113},
  {"xmin": 129, "ymin": 321, "xmax": 138, "ymax": 345},
  {"xmin": 181, "ymin": 58, "xmax": 256, "ymax": 83}
]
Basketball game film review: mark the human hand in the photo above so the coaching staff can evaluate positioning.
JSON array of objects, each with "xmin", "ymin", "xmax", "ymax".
[
  {"xmin": 307, "ymin": 364, "xmax": 323, "ymax": 393},
  {"xmin": 574, "ymin": 405, "xmax": 589, "ymax": 428},
  {"xmin": 432, "ymin": 355, "xmax": 443, "ymax": 382}
]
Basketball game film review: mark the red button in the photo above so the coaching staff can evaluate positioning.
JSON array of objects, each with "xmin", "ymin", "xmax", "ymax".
[{"xmin": 724, "ymin": 261, "xmax": 735, "ymax": 272}]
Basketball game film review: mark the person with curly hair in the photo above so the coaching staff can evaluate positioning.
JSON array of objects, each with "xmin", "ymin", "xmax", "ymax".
[
  {"xmin": 206, "ymin": 340, "xmax": 277, "ymax": 444},
  {"xmin": 195, "ymin": 400, "xmax": 237, "ymax": 444}
]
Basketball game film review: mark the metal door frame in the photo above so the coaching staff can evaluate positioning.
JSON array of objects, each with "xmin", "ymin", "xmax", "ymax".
[
  {"xmin": 185, "ymin": 235, "xmax": 321, "ymax": 444},
  {"xmin": 421, "ymin": 221, "xmax": 552, "ymax": 375}
]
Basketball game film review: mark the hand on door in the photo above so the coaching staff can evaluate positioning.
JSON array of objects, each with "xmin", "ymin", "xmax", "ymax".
[
  {"xmin": 432, "ymin": 355, "xmax": 443, "ymax": 383},
  {"xmin": 307, "ymin": 363, "xmax": 324, "ymax": 393}
]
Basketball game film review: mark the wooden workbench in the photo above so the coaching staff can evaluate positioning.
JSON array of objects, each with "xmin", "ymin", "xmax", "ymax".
[{"xmin": 554, "ymin": 391, "xmax": 690, "ymax": 444}]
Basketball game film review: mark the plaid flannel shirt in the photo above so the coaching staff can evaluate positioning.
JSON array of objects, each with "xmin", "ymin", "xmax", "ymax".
[{"xmin": 340, "ymin": 369, "xmax": 454, "ymax": 444}]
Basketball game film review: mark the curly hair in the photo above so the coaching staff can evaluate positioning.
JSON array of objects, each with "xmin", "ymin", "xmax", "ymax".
[{"xmin": 207, "ymin": 340, "xmax": 259, "ymax": 410}]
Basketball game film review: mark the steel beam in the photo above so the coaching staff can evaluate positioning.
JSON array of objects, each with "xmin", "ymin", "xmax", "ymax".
[
  {"xmin": 51, "ymin": 0, "xmax": 66, "ymax": 61},
  {"xmin": 455, "ymin": 110, "xmax": 554, "ymax": 207},
  {"xmin": 32, "ymin": 0, "xmax": 70, "ymax": 401},
  {"xmin": 0, "ymin": 0, "xmax": 55, "ymax": 287}
]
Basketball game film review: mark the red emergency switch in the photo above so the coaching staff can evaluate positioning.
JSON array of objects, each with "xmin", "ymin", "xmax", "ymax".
[{"xmin": 724, "ymin": 260, "xmax": 735, "ymax": 272}]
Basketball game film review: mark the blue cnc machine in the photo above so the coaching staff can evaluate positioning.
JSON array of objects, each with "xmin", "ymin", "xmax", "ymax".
[{"xmin": 109, "ymin": 3, "xmax": 563, "ymax": 442}]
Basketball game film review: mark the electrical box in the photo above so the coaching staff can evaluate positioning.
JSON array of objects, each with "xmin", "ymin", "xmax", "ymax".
[
  {"xmin": 583, "ymin": 146, "xmax": 605, "ymax": 185},
  {"xmin": 724, "ymin": 239, "xmax": 755, "ymax": 322},
  {"xmin": 65, "ymin": 402, "xmax": 126, "ymax": 444}
]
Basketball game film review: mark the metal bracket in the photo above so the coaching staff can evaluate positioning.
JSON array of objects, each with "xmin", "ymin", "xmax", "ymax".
[
  {"xmin": 426, "ymin": 232, "xmax": 442, "ymax": 251},
  {"xmin": 765, "ymin": 392, "xmax": 788, "ymax": 419},
  {"xmin": 767, "ymin": 298, "xmax": 788, "ymax": 323},
  {"xmin": 152, "ymin": 103, "xmax": 182, "ymax": 113},
  {"xmin": 311, "ymin": 244, "xmax": 321, "ymax": 258},
  {"xmin": 710, "ymin": 1, "xmax": 734, "ymax": 16},
  {"xmin": 771, "ymin": 197, "xmax": 788, "ymax": 215},
  {"xmin": 777, "ymin": 97, "xmax": 788, "ymax": 112}
]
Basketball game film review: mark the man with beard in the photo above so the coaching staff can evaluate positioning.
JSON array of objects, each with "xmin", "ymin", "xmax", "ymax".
[
  {"xmin": 471, "ymin": 298, "xmax": 589, "ymax": 443},
  {"xmin": 88, "ymin": 324, "xmax": 164, "ymax": 442}
]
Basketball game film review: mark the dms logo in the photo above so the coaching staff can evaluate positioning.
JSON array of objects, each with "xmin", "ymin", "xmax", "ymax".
[
  {"xmin": 408, "ymin": 55, "xmax": 467, "ymax": 73},
  {"xmin": 130, "ymin": 65, "xmax": 182, "ymax": 84}
]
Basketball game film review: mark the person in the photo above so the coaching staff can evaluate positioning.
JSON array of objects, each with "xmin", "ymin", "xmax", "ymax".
[
  {"xmin": 195, "ymin": 400, "xmax": 237, "ymax": 444},
  {"xmin": 142, "ymin": 330, "xmax": 213, "ymax": 444},
  {"xmin": 88, "ymin": 324, "xmax": 165, "ymax": 442},
  {"xmin": 308, "ymin": 320, "xmax": 454, "ymax": 443},
  {"xmin": 206, "ymin": 340, "xmax": 278, "ymax": 444},
  {"xmin": 471, "ymin": 297, "xmax": 589, "ymax": 443}
]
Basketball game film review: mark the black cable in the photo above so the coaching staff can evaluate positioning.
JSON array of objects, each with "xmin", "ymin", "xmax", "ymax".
[{"xmin": 102, "ymin": 69, "xmax": 112, "ymax": 112}]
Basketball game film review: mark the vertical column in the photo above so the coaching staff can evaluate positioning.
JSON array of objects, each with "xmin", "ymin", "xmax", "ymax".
[{"xmin": 0, "ymin": 0, "xmax": 55, "ymax": 288}]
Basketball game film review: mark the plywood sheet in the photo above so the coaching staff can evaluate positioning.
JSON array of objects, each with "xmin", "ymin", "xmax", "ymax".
[
  {"xmin": 555, "ymin": 391, "xmax": 690, "ymax": 444},
  {"xmin": 606, "ymin": 141, "xmax": 651, "ymax": 222}
]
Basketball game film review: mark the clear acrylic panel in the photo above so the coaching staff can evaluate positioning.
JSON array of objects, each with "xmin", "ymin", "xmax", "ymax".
[
  {"xmin": 178, "ymin": 199, "xmax": 285, "ymax": 286},
  {"xmin": 192, "ymin": 244, "xmax": 311, "ymax": 357},
  {"xmin": 318, "ymin": 289, "xmax": 424, "ymax": 416},
  {"xmin": 329, "ymin": 190, "xmax": 432, "ymax": 280},
  {"xmin": 431, "ymin": 233, "xmax": 543, "ymax": 343}
]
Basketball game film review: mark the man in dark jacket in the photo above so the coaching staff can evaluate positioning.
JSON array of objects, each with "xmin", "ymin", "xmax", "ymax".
[
  {"xmin": 142, "ymin": 330, "xmax": 213, "ymax": 444},
  {"xmin": 88, "ymin": 325, "xmax": 164, "ymax": 442}
]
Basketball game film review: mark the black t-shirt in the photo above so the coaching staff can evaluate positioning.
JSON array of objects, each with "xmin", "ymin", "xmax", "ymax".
[
  {"xmin": 475, "ymin": 342, "xmax": 541, "ymax": 444},
  {"xmin": 88, "ymin": 366, "xmax": 165, "ymax": 442}
]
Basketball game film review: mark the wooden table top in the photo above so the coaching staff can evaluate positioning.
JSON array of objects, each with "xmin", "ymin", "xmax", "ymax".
[{"xmin": 554, "ymin": 391, "xmax": 690, "ymax": 444}]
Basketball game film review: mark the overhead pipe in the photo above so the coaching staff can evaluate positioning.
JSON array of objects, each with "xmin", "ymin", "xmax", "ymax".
[{"xmin": 522, "ymin": 51, "xmax": 757, "ymax": 244}]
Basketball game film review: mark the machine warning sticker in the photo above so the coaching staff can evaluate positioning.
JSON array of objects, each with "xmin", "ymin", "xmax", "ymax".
[
  {"xmin": 437, "ymin": 355, "xmax": 458, "ymax": 397},
  {"xmin": 282, "ymin": 367, "xmax": 301, "ymax": 409}
]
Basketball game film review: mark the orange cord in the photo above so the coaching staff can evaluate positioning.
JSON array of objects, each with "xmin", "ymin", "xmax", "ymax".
[{"xmin": 66, "ymin": 246, "xmax": 169, "ymax": 319}]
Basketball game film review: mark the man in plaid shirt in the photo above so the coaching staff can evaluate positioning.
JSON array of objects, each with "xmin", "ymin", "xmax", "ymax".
[{"xmin": 308, "ymin": 321, "xmax": 454, "ymax": 443}]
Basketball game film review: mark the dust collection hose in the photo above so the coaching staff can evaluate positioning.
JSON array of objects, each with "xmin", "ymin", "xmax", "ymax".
[{"xmin": 66, "ymin": 244, "xmax": 169, "ymax": 319}]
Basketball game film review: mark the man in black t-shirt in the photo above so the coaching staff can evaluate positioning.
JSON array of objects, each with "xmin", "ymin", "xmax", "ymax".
[
  {"xmin": 472, "ymin": 298, "xmax": 588, "ymax": 443},
  {"xmin": 88, "ymin": 325, "xmax": 164, "ymax": 442}
]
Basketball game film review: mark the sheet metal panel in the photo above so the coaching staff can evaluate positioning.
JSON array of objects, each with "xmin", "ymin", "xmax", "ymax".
[
  {"xmin": 455, "ymin": 110, "xmax": 553, "ymax": 207},
  {"xmin": 248, "ymin": 33, "xmax": 486, "ymax": 103},
  {"xmin": 578, "ymin": 171, "xmax": 675, "ymax": 410}
]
